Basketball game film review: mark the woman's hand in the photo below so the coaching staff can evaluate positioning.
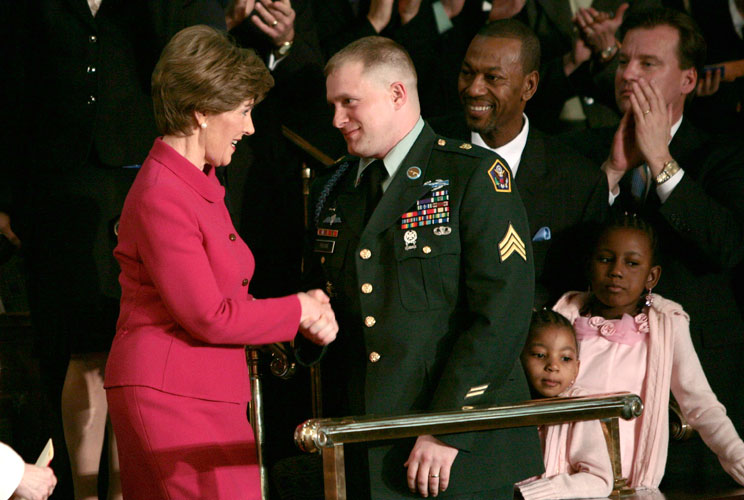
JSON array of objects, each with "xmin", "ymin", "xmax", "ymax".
[{"xmin": 297, "ymin": 290, "xmax": 338, "ymax": 345}]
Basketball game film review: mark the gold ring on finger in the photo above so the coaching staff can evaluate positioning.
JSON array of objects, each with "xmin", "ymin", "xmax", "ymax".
[
  {"xmin": 272, "ymin": 19, "xmax": 279, "ymax": 26},
  {"xmin": 643, "ymin": 109, "xmax": 651, "ymax": 115}
]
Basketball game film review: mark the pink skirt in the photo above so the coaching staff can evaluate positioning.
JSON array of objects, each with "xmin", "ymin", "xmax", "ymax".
[{"xmin": 107, "ymin": 386, "xmax": 260, "ymax": 499}]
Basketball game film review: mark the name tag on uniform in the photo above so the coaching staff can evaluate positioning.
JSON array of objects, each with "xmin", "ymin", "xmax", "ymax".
[
  {"xmin": 317, "ymin": 228, "xmax": 339, "ymax": 238},
  {"xmin": 314, "ymin": 239, "xmax": 336, "ymax": 254}
]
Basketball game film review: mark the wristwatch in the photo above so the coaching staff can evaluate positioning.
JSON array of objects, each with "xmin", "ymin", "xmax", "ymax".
[
  {"xmin": 599, "ymin": 43, "xmax": 618, "ymax": 63},
  {"xmin": 655, "ymin": 159, "xmax": 681, "ymax": 185},
  {"xmin": 276, "ymin": 40, "xmax": 293, "ymax": 57}
]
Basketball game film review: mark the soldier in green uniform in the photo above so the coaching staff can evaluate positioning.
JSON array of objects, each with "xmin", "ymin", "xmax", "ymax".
[{"xmin": 301, "ymin": 36, "xmax": 543, "ymax": 499}]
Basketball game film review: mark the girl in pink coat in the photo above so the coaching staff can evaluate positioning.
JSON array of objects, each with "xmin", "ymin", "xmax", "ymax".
[
  {"xmin": 517, "ymin": 309, "xmax": 614, "ymax": 500},
  {"xmin": 552, "ymin": 214, "xmax": 744, "ymax": 492},
  {"xmin": 104, "ymin": 25, "xmax": 337, "ymax": 500}
]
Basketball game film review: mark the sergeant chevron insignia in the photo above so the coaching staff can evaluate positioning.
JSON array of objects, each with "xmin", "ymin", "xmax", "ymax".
[{"xmin": 499, "ymin": 223, "xmax": 526, "ymax": 262}]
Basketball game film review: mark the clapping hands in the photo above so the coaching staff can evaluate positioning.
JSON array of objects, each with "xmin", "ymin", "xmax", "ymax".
[
  {"xmin": 573, "ymin": 3, "xmax": 628, "ymax": 62},
  {"xmin": 225, "ymin": 0, "xmax": 296, "ymax": 47},
  {"xmin": 297, "ymin": 289, "xmax": 338, "ymax": 346},
  {"xmin": 604, "ymin": 77, "xmax": 674, "ymax": 192}
]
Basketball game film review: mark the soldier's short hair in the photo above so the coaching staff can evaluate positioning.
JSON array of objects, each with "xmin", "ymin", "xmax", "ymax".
[{"xmin": 325, "ymin": 36, "xmax": 418, "ymax": 92}]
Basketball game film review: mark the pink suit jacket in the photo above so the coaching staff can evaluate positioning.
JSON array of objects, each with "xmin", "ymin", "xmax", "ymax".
[{"xmin": 104, "ymin": 138, "xmax": 301, "ymax": 403}]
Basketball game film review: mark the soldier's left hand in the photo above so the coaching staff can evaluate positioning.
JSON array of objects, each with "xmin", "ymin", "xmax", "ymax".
[{"xmin": 404, "ymin": 434, "xmax": 458, "ymax": 497}]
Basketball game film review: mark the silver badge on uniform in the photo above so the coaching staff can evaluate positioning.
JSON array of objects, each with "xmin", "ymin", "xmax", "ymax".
[
  {"xmin": 423, "ymin": 179, "xmax": 450, "ymax": 191},
  {"xmin": 404, "ymin": 230, "xmax": 417, "ymax": 251},
  {"xmin": 323, "ymin": 213, "xmax": 343, "ymax": 225},
  {"xmin": 433, "ymin": 226, "xmax": 452, "ymax": 236}
]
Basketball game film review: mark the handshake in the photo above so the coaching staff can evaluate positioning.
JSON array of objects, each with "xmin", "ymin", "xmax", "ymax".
[{"xmin": 296, "ymin": 289, "xmax": 338, "ymax": 346}]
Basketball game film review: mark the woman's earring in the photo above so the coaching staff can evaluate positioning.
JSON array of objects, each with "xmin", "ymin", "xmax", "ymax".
[
  {"xmin": 645, "ymin": 288, "xmax": 654, "ymax": 307},
  {"xmin": 200, "ymin": 122, "xmax": 207, "ymax": 129}
]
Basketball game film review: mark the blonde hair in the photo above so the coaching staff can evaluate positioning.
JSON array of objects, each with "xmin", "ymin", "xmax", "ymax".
[
  {"xmin": 152, "ymin": 25, "xmax": 274, "ymax": 135},
  {"xmin": 325, "ymin": 36, "xmax": 418, "ymax": 92}
]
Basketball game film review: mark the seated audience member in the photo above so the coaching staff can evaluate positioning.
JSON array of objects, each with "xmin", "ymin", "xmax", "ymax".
[
  {"xmin": 517, "ymin": 310, "xmax": 613, "ymax": 500},
  {"xmin": 667, "ymin": 0, "xmax": 744, "ymax": 134},
  {"xmin": 562, "ymin": 9, "xmax": 744, "ymax": 483},
  {"xmin": 431, "ymin": 19, "xmax": 609, "ymax": 306},
  {"xmin": 554, "ymin": 214, "xmax": 744, "ymax": 489},
  {"xmin": 0, "ymin": 442, "xmax": 56, "ymax": 500},
  {"xmin": 486, "ymin": 0, "xmax": 663, "ymax": 133}
]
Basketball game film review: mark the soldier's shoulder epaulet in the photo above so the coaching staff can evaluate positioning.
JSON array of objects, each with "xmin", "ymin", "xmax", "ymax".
[
  {"xmin": 432, "ymin": 136, "xmax": 492, "ymax": 158},
  {"xmin": 312, "ymin": 156, "xmax": 356, "ymax": 226}
]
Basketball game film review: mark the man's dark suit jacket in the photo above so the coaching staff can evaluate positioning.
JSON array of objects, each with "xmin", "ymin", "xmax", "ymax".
[
  {"xmin": 563, "ymin": 119, "xmax": 744, "ymax": 445},
  {"xmin": 430, "ymin": 114, "xmax": 609, "ymax": 306},
  {"xmin": 301, "ymin": 123, "xmax": 543, "ymax": 499}
]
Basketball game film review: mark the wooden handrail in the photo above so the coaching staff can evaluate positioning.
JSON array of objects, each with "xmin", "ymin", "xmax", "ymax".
[{"xmin": 282, "ymin": 125, "xmax": 335, "ymax": 167}]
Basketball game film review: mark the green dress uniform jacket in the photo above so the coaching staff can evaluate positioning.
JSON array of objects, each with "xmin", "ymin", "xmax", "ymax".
[{"xmin": 301, "ymin": 123, "xmax": 543, "ymax": 499}]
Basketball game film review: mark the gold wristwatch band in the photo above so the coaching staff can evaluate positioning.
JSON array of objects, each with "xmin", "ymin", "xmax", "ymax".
[{"xmin": 655, "ymin": 159, "xmax": 681, "ymax": 185}]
